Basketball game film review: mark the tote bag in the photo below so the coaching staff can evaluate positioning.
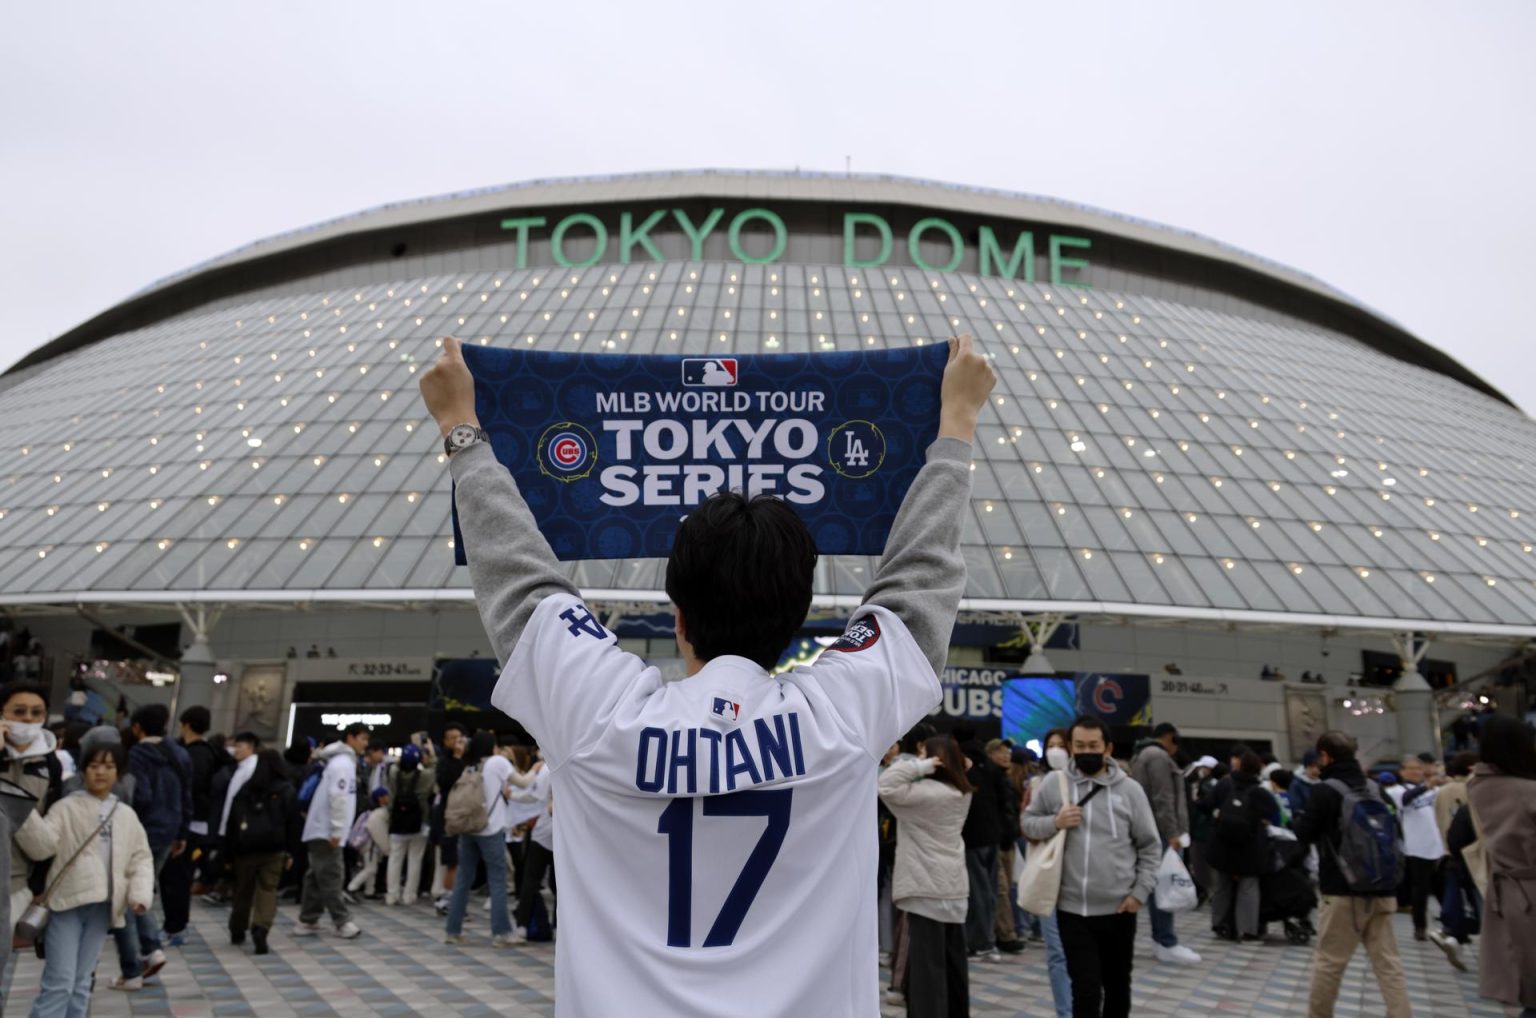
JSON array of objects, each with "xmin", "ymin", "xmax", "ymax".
[{"xmin": 1016, "ymin": 770, "xmax": 1071, "ymax": 917}]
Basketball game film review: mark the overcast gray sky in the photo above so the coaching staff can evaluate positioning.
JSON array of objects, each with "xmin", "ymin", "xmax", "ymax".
[{"xmin": 3, "ymin": 2, "xmax": 1532, "ymax": 412}]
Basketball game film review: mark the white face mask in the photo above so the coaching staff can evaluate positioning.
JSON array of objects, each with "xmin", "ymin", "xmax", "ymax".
[
  {"xmin": 7, "ymin": 721, "xmax": 43, "ymax": 747},
  {"xmin": 1046, "ymin": 746, "xmax": 1070, "ymax": 772}
]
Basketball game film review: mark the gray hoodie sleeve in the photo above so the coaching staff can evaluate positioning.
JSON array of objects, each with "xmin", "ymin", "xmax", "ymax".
[
  {"xmin": 860, "ymin": 438, "xmax": 973, "ymax": 675},
  {"xmin": 449, "ymin": 443, "xmax": 579, "ymax": 663},
  {"xmin": 1020, "ymin": 772, "xmax": 1064, "ymax": 842},
  {"xmin": 1125, "ymin": 781, "xmax": 1163, "ymax": 904}
]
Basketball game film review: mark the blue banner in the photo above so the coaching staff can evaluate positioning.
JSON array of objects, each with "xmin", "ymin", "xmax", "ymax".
[{"xmin": 454, "ymin": 345, "xmax": 947, "ymax": 562}]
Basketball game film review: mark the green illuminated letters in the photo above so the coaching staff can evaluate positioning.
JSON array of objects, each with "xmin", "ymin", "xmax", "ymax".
[
  {"xmin": 672, "ymin": 208, "xmax": 725, "ymax": 261},
  {"xmin": 552, "ymin": 213, "xmax": 607, "ymax": 268},
  {"xmin": 499, "ymin": 216, "xmax": 547, "ymax": 270},
  {"xmin": 908, "ymin": 217, "xmax": 964, "ymax": 273},
  {"xmin": 978, "ymin": 226, "xmax": 1035, "ymax": 281},
  {"xmin": 843, "ymin": 212, "xmax": 893, "ymax": 268},
  {"xmin": 727, "ymin": 208, "xmax": 787, "ymax": 264},
  {"xmin": 1049, "ymin": 235, "xmax": 1092, "ymax": 288},
  {"xmin": 620, "ymin": 210, "xmax": 667, "ymax": 263}
]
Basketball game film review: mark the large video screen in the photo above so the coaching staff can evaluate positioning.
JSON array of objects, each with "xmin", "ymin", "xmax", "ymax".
[{"xmin": 1000, "ymin": 678, "xmax": 1078, "ymax": 750}]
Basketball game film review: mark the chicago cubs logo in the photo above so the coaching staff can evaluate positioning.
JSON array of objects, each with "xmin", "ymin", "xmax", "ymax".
[
  {"xmin": 827, "ymin": 615, "xmax": 881, "ymax": 653},
  {"xmin": 537, "ymin": 421, "xmax": 598, "ymax": 482},
  {"xmin": 681, "ymin": 358, "xmax": 738, "ymax": 387},
  {"xmin": 827, "ymin": 420, "xmax": 886, "ymax": 480}
]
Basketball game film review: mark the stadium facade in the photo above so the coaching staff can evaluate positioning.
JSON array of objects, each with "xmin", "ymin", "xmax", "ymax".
[{"xmin": 3, "ymin": 171, "xmax": 1532, "ymax": 761}]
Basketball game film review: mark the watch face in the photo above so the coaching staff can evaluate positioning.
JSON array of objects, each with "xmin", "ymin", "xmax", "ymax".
[{"xmin": 450, "ymin": 425, "xmax": 477, "ymax": 447}]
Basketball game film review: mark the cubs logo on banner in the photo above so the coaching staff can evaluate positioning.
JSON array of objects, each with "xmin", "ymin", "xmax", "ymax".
[{"xmin": 451, "ymin": 344, "xmax": 947, "ymax": 563}]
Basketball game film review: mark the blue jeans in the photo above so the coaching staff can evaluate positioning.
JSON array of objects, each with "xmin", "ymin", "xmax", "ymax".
[
  {"xmin": 113, "ymin": 843, "xmax": 170, "ymax": 978},
  {"xmin": 1146, "ymin": 839, "xmax": 1179, "ymax": 948},
  {"xmin": 1042, "ymin": 909, "xmax": 1072, "ymax": 1018},
  {"xmin": 1440, "ymin": 867, "xmax": 1481, "ymax": 943},
  {"xmin": 30, "ymin": 902, "xmax": 111, "ymax": 1018},
  {"xmin": 444, "ymin": 833, "xmax": 511, "ymax": 938}
]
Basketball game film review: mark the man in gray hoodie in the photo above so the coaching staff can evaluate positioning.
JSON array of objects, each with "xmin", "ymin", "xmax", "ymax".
[{"xmin": 1022, "ymin": 715, "xmax": 1161, "ymax": 1018}]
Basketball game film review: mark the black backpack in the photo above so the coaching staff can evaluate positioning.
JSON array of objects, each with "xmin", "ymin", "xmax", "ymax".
[
  {"xmin": 388, "ymin": 768, "xmax": 425, "ymax": 835},
  {"xmin": 1215, "ymin": 783, "xmax": 1265, "ymax": 846},
  {"xmin": 231, "ymin": 786, "xmax": 287, "ymax": 855}
]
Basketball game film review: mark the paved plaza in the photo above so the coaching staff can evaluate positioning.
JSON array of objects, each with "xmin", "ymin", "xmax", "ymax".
[{"xmin": 0, "ymin": 895, "xmax": 1500, "ymax": 1017}]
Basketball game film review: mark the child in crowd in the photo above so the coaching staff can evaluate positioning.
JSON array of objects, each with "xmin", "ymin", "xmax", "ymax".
[{"xmin": 346, "ymin": 788, "xmax": 391, "ymax": 897}]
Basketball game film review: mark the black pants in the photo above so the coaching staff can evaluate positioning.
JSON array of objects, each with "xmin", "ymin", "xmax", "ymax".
[
  {"xmin": 1057, "ymin": 910, "xmax": 1136, "ymax": 1018},
  {"xmin": 904, "ymin": 912, "xmax": 968, "ymax": 1018},
  {"xmin": 514, "ymin": 841, "xmax": 555, "ymax": 930},
  {"xmin": 160, "ymin": 840, "xmax": 195, "ymax": 935},
  {"xmin": 1406, "ymin": 856, "xmax": 1436, "ymax": 932}
]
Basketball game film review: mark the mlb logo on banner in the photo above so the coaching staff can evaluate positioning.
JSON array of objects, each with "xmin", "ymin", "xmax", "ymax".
[
  {"xmin": 711, "ymin": 697, "xmax": 741, "ymax": 721},
  {"xmin": 682, "ymin": 358, "xmax": 737, "ymax": 387}
]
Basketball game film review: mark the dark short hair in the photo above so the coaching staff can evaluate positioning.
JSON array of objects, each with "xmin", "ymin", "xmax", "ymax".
[
  {"xmin": 82, "ymin": 740, "xmax": 127, "ymax": 774},
  {"xmin": 1269, "ymin": 769, "xmax": 1294, "ymax": 790},
  {"xmin": 1317, "ymin": 730, "xmax": 1357, "ymax": 762},
  {"xmin": 665, "ymin": 491, "xmax": 816, "ymax": 671},
  {"xmin": 342, "ymin": 722, "xmax": 371, "ymax": 740},
  {"xmin": 1153, "ymin": 722, "xmax": 1179, "ymax": 739},
  {"xmin": 1229, "ymin": 742, "xmax": 1252, "ymax": 760},
  {"xmin": 1415, "ymin": 751, "xmax": 1437, "ymax": 765},
  {"xmin": 0, "ymin": 679, "xmax": 50, "ymax": 712},
  {"xmin": 1478, "ymin": 715, "xmax": 1536, "ymax": 780},
  {"xmin": 899, "ymin": 722, "xmax": 936, "ymax": 755},
  {"xmin": 367, "ymin": 737, "xmax": 388, "ymax": 753},
  {"xmin": 178, "ymin": 706, "xmax": 211, "ymax": 735},
  {"xmin": 1069, "ymin": 715, "xmax": 1110, "ymax": 744},
  {"xmin": 463, "ymin": 730, "xmax": 497, "ymax": 767},
  {"xmin": 1237, "ymin": 750, "xmax": 1264, "ymax": 776},
  {"xmin": 443, "ymin": 722, "xmax": 468, "ymax": 738},
  {"xmin": 1446, "ymin": 751, "xmax": 1478, "ymax": 778},
  {"xmin": 233, "ymin": 731, "xmax": 260, "ymax": 748},
  {"xmin": 131, "ymin": 703, "xmax": 170, "ymax": 737}
]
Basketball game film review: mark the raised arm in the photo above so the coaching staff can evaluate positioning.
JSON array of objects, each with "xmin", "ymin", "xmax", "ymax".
[
  {"xmin": 421, "ymin": 337, "xmax": 577, "ymax": 662},
  {"xmin": 860, "ymin": 335, "xmax": 996, "ymax": 673}
]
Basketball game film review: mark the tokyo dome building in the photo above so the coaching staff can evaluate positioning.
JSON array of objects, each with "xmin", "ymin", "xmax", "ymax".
[{"xmin": 3, "ymin": 171, "xmax": 1532, "ymax": 756}]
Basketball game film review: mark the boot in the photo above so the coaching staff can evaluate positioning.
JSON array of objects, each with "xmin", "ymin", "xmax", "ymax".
[
  {"xmin": 251, "ymin": 926, "xmax": 269, "ymax": 956},
  {"xmin": 230, "ymin": 923, "xmax": 245, "ymax": 946}
]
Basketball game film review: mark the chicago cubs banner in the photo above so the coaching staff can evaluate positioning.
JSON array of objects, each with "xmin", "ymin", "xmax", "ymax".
[{"xmin": 453, "ymin": 343, "xmax": 948, "ymax": 563}]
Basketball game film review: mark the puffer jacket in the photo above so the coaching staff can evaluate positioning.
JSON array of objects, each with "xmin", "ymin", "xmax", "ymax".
[
  {"xmin": 877, "ymin": 757, "xmax": 970, "ymax": 908},
  {"xmin": 128, "ymin": 737, "xmax": 193, "ymax": 852},
  {"xmin": 6, "ymin": 729, "xmax": 62, "ymax": 896},
  {"xmin": 1021, "ymin": 758, "xmax": 1162, "ymax": 916},
  {"xmin": 15, "ymin": 791, "xmax": 154, "ymax": 929}
]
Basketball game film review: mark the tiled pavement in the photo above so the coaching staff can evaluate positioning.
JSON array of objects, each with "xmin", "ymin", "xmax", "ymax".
[{"xmin": 0, "ymin": 897, "xmax": 1501, "ymax": 1016}]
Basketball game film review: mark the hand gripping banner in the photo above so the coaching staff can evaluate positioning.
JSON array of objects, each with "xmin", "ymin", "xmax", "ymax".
[{"xmin": 452, "ymin": 344, "xmax": 947, "ymax": 563}]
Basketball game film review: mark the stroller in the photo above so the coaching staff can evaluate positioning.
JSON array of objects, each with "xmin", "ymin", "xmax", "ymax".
[{"xmin": 1260, "ymin": 830, "xmax": 1318, "ymax": 944}]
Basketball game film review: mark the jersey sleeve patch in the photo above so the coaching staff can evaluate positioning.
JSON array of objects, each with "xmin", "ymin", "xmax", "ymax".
[{"xmin": 826, "ymin": 615, "xmax": 880, "ymax": 653}]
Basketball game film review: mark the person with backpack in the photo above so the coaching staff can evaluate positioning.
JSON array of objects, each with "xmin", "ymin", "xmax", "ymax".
[
  {"xmin": 385, "ymin": 743, "xmax": 434, "ymax": 905},
  {"xmin": 442, "ymin": 730, "xmax": 516, "ymax": 946},
  {"xmin": 225, "ymin": 749, "xmax": 298, "ymax": 955},
  {"xmin": 1200, "ymin": 748, "xmax": 1278, "ymax": 941},
  {"xmin": 1292, "ymin": 730, "xmax": 1411, "ymax": 1018},
  {"xmin": 3, "ymin": 679, "xmax": 66, "ymax": 930},
  {"xmin": 162, "ymin": 706, "xmax": 231, "ymax": 947},
  {"xmin": 110, "ymin": 703, "xmax": 192, "ymax": 992},
  {"xmin": 293, "ymin": 723, "xmax": 370, "ymax": 940}
]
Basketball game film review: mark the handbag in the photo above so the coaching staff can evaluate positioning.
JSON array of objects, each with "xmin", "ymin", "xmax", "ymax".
[
  {"xmin": 1463, "ymin": 798, "xmax": 1490, "ymax": 897},
  {"xmin": 1016, "ymin": 770, "xmax": 1071, "ymax": 917},
  {"xmin": 12, "ymin": 801, "xmax": 119, "ymax": 951}
]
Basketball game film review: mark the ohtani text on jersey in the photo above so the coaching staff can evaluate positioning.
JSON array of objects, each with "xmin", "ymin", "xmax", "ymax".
[{"xmin": 635, "ymin": 712, "xmax": 807, "ymax": 795}]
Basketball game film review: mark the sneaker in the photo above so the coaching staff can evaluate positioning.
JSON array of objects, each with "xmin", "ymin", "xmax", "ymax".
[
  {"xmin": 881, "ymin": 988, "xmax": 906, "ymax": 1006},
  {"xmin": 981, "ymin": 948, "xmax": 1003, "ymax": 963},
  {"xmin": 141, "ymin": 949, "xmax": 168, "ymax": 979},
  {"xmin": 513, "ymin": 927, "xmax": 529, "ymax": 945},
  {"xmin": 997, "ymin": 939, "xmax": 1026, "ymax": 954},
  {"xmin": 335, "ymin": 921, "xmax": 362, "ymax": 940},
  {"xmin": 483, "ymin": 896, "xmax": 493, "ymax": 911},
  {"xmin": 491, "ymin": 934, "xmax": 518, "ymax": 948},
  {"xmin": 110, "ymin": 976, "xmax": 144, "ymax": 992},
  {"xmin": 1154, "ymin": 943, "xmax": 1203, "ymax": 965},
  {"xmin": 341, "ymin": 891, "xmax": 359, "ymax": 906},
  {"xmin": 292, "ymin": 921, "xmax": 322, "ymax": 937},
  {"xmin": 1427, "ymin": 930, "xmax": 1468, "ymax": 972},
  {"xmin": 444, "ymin": 933, "xmax": 466, "ymax": 945},
  {"xmin": 1414, "ymin": 927, "xmax": 1428, "ymax": 942},
  {"xmin": 166, "ymin": 932, "xmax": 186, "ymax": 948}
]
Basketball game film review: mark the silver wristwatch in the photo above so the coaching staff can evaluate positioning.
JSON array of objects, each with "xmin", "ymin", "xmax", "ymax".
[{"xmin": 443, "ymin": 424, "xmax": 489, "ymax": 457}]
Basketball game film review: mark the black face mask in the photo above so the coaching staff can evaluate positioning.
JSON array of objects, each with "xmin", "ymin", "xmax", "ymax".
[{"xmin": 1075, "ymin": 753, "xmax": 1106, "ymax": 776}]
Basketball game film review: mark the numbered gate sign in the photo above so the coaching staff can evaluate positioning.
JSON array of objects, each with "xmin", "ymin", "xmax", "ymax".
[{"xmin": 452, "ymin": 344, "xmax": 947, "ymax": 563}]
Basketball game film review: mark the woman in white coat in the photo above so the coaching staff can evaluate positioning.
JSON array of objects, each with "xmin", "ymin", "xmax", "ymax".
[
  {"xmin": 16, "ymin": 740, "xmax": 154, "ymax": 1018},
  {"xmin": 878, "ymin": 734, "xmax": 974, "ymax": 1018}
]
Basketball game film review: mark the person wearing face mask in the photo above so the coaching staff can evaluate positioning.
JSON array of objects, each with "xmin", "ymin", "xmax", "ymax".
[
  {"xmin": 2, "ymin": 679, "xmax": 66, "ymax": 932},
  {"xmin": 1024, "ymin": 728, "xmax": 1075, "ymax": 1018},
  {"xmin": 1022, "ymin": 716, "xmax": 1161, "ymax": 1018}
]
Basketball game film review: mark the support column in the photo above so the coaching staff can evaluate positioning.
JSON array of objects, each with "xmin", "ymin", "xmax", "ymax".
[
  {"xmin": 172, "ymin": 604, "xmax": 223, "ymax": 720},
  {"xmin": 1390, "ymin": 632, "xmax": 1437, "ymax": 758},
  {"xmin": 1020, "ymin": 613, "xmax": 1066, "ymax": 675}
]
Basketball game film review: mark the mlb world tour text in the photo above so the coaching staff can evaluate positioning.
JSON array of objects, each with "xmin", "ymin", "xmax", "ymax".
[{"xmin": 501, "ymin": 207, "xmax": 1092, "ymax": 284}]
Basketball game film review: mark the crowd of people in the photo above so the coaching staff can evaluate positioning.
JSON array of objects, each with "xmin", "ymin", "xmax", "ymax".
[
  {"xmin": 877, "ymin": 713, "xmax": 1536, "ymax": 1018},
  {"xmin": 0, "ymin": 676, "xmax": 558, "ymax": 1017}
]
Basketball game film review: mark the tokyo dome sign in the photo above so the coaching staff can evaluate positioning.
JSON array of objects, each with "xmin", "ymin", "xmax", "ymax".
[{"xmin": 500, "ymin": 207, "xmax": 1092, "ymax": 286}]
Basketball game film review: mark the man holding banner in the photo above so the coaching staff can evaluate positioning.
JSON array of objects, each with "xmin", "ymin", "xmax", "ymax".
[{"xmin": 420, "ymin": 333, "xmax": 994, "ymax": 1017}]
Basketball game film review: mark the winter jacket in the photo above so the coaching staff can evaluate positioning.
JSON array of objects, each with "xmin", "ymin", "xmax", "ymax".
[
  {"xmin": 179, "ymin": 738, "xmax": 232, "ymax": 830},
  {"xmin": 1129, "ymin": 741, "xmax": 1187, "ymax": 844},
  {"xmin": 1199, "ymin": 771, "xmax": 1276, "ymax": 876},
  {"xmin": 128, "ymin": 737, "xmax": 194, "ymax": 852},
  {"xmin": 1292, "ymin": 757, "xmax": 1384, "ymax": 897},
  {"xmin": 300, "ymin": 742, "xmax": 359, "ymax": 844},
  {"xmin": 5, "ymin": 729, "xmax": 63, "ymax": 897},
  {"xmin": 226, "ymin": 779, "xmax": 300, "ymax": 857},
  {"xmin": 15, "ymin": 791, "xmax": 154, "ymax": 930},
  {"xmin": 387, "ymin": 763, "xmax": 435, "ymax": 834},
  {"xmin": 877, "ymin": 757, "xmax": 970, "ymax": 918},
  {"xmin": 1021, "ymin": 758, "xmax": 1162, "ymax": 916},
  {"xmin": 1466, "ymin": 764, "xmax": 1536, "ymax": 1008},
  {"xmin": 958, "ymin": 746, "xmax": 1013, "ymax": 849}
]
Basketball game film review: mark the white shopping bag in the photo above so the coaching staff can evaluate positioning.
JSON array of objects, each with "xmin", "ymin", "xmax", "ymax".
[{"xmin": 1154, "ymin": 847, "xmax": 1199, "ymax": 914}]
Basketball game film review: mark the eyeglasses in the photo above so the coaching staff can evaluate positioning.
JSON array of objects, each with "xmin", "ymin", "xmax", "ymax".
[{"xmin": 3, "ymin": 705, "xmax": 46, "ymax": 721}]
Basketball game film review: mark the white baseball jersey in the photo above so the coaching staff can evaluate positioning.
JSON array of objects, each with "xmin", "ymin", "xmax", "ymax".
[{"xmin": 492, "ymin": 592, "xmax": 939, "ymax": 1018}]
